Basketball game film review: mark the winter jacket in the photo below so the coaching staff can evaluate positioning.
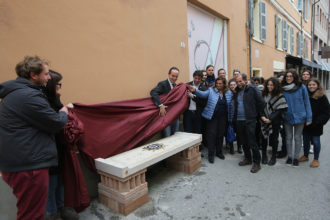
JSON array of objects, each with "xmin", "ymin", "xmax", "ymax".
[
  {"xmin": 195, "ymin": 87, "xmax": 233, "ymax": 120},
  {"xmin": 0, "ymin": 77, "xmax": 68, "ymax": 172},
  {"xmin": 233, "ymin": 84, "xmax": 265, "ymax": 121},
  {"xmin": 303, "ymin": 89, "xmax": 330, "ymax": 136},
  {"xmin": 283, "ymin": 84, "xmax": 312, "ymax": 125}
]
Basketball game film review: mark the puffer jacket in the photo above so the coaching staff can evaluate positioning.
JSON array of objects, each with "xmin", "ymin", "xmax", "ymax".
[
  {"xmin": 195, "ymin": 87, "xmax": 233, "ymax": 120},
  {"xmin": 283, "ymin": 84, "xmax": 312, "ymax": 125},
  {"xmin": 0, "ymin": 77, "xmax": 68, "ymax": 172}
]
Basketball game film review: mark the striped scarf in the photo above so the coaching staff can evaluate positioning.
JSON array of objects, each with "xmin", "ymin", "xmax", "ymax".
[{"xmin": 261, "ymin": 94, "xmax": 288, "ymax": 138}]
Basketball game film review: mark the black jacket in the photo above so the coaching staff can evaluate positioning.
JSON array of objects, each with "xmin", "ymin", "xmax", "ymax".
[
  {"xmin": 233, "ymin": 84, "xmax": 265, "ymax": 121},
  {"xmin": 304, "ymin": 90, "xmax": 330, "ymax": 136},
  {"xmin": 150, "ymin": 79, "xmax": 172, "ymax": 106},
  {"xmin": 186, "ymin": 81, "xmax": 208, "ymax": 111},
  {"xmin": 0, "ymin": 77, "xmax": 68, "ymax": 172}
]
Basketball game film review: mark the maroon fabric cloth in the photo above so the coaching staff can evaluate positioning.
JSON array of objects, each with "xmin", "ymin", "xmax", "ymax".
[
  {"xmin": 63, "ymin": 83, "xmax": 189, "ymax": 211},
  {"xmin": 2, "ymin": 168, "xmax": 49, "ymax": 220}
]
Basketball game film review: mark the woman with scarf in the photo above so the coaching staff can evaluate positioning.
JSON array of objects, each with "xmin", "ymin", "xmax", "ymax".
[
  {"xmin": 282, "ymin": 69, "xmax": 312, "ymax": 167},
  {"xmin": 299, "ymin": 78, "xmax": 330, "ymax": 168},
  {"xmin": 188, "ymin": 77, "xmax": 233, "ymax": 163},
  {"xmin": 260, "ymin": 77, "xmax": 288, "ymax": 165}
]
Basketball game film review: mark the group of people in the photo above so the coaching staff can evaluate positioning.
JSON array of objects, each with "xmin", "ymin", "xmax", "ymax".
[
  {"xmin": 0, "ymin": 56, "xmax": 78, "ymax": 220},
  {"xmin": 150, "ymin": 65, "xmax": 330, "ymax": 174},
  {"xmin": 1, "ymin": 56, "xmax": 330, "ymax": 219}
]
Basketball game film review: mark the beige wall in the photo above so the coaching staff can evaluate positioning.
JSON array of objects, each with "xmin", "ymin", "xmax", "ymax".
[
  {"xmin": 251, "ymin": 0, "xmax": 313, "ymax": 79},
  {"xmin": 0, "ymin": 0, "xmax": 249, "ymax": 104}
]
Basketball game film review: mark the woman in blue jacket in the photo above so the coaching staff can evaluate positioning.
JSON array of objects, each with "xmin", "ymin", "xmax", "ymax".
[
  {"xmin": 282, "ymin": 69, "xmax": 312, "ymax": 167},
  {"xmin": 188, "ymin": 77, "xmax": 233, "ymax": 163}
]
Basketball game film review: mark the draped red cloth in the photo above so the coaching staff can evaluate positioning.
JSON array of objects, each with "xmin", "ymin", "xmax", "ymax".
[{"xmin": 62, "ymin": 83, "xmax": 189, "ymax": 211}]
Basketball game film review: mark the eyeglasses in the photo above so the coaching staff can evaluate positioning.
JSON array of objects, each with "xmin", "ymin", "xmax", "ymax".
[{"xmin": 57, "ymin": 83, "xmax": 62, "ymax": 88}]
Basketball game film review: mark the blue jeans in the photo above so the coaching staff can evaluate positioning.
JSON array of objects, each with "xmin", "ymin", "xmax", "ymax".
[
  {"xmin": 163, "ymin": 119, "xmax": 179, "ymax": 137},
  {"xmin": 303, "ymin": 132, "xmax": 321, "ymax": 160},
  {"xmin": 46, "ymin": 174, "xmax": 64, "ymax": 215}
]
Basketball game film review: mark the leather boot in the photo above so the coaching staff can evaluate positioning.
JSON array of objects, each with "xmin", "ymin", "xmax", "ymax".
[
  {"xmin": 268, "ymin": 145, "xmax": 277, "ymax": 166},
  {"xmin": 237, "ymin": 145, "xmax": 242, "ymax": 154},
  {"xmin": 229, "ymin": 142, "xmax": 234, "ymax": 154},
  {"xmin": 261, "ymin": 149, "xmax": 268, "ymax": 164}
]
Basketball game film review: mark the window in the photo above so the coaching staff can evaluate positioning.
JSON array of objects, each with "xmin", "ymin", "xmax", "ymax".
[
  {"xmin": 259, "ymin": 1, "xmax": 267, "ymax": 41},
  {"xmin": 275, "ymin": 14, "xmax": 283, "ymax": 49},
  {"xmin": 304, "ymin": 39, "xmax": 309, "ymax": 59},
  {"xmin": 297, "ymin": 32, "xmax": 304, "ymax": 56},
  {"xmin": 252, "ymin": 0, "xmax": 267, "ymax": 42},
  {"xmin": 282, "ymin": 20, "xmax": 288, "ymax": 51},
  {"xmin": 297, "ymin": 0, "xmax": 303, "ymax": 12},
  {"xmin": 289, "ymin": 25, "xmax": 294, "ymax": 54},
  {"xmin": 304, "ymin": 0, "xmax": 309, "ymax": 21}
]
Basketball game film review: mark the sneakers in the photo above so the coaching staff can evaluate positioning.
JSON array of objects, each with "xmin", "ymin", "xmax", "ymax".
[
  {"xmin": 292, "ymin": 159, "xmax": 299, "ymax": 167},
  {"xmin": 310, "ymin": 159, "xmax": 319, "ymax": 168},
  {"xmin": 250, "ymin": 163, "xmax": 261, "ymax": 173},
  {"xmin": 298, "ymin": 155, "xmax": 309, "ymax": 162},
  {"xmin": 238, "ymin": 159, "xmax": 252, "ymax": 166},
  {"xmin": 286, "ymin": 157, "xmax": 293, "ymax": 165}
]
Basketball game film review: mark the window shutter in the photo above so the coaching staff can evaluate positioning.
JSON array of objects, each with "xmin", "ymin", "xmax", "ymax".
[
  {"xmin": 275, "ymin": 14, "xmax": 279, "ymax": 48},
  {"xmin": 290, "ymin": 26, "xmax": 294, "ymax": 54},
  {"xmin": 300, "ymin": 33, "xmax": 304, "ymax": 56},
  {"xmin": 304, "ymin": 0, "xmax": 309, "ymax": 21},
  {"xmin": 305, "ymin": 39, "xmax": 309, "ymax": 59},
  {"xmin": 259, "ymin": 1, "xmax": 267, "ymax": 41},
  {"xmin": 297, "ymin": 32, "xmax": 301, "ymax": 56},
  {"xmin": 282, "ymin": 20, "xmax": 288, "ymax": 50},
  {"xmin": 297, "ymin": 0, "xmax": 303, "ymax": 11}
]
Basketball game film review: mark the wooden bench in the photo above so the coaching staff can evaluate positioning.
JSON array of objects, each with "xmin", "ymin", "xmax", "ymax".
[{"xmin": 95, "ymin": 132, "xmax": 202, "ymax": 215}]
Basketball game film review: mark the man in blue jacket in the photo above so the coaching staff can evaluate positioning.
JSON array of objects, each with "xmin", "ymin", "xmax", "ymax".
[
  {"xmin": 233, "ymin": 75, "xmax": 265, "ymax": 173},
  {"xmin": 0, "ymin": 56, "xmax": 68, "ymax": 219}
]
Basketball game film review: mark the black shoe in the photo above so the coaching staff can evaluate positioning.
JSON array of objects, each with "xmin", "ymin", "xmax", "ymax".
[
  {"xmin": 277, "ymin": 151, "xmax": 287, "ymax": 158},
  {"xmin": 238, "ymin": 159, "xmax": 252, "ymax": 166},
  {"xmin": 268, "ymin": 156, "xmax": 276, "ymax": 166},
  {"xmin": 208, "ymin": 157, "xmax": 214, "ymax": 163},
  {"xmin": 216, "ymin": 153, "xmax": 225, "ymax": 160},
  {"xmin": 229, "ymin": 144, "xmax": 235, "ymax": 154},
  {"xmin": 262, "ymin": 153, "xmax": 268, "ymax": 164},
  {"xmin": 250, "ymin": 163, "xmax": 261, "ymax": 173},
  {"xmin": 292, "ymin": 159, "xmax": 299, "ymax": 167},
  {"xmin": 237, "ymin": 145, "xmax": 243, "ymax": 154},
  {"xmin": 286, "ymin": 157, "xmax": 293, "ymax": 165}
]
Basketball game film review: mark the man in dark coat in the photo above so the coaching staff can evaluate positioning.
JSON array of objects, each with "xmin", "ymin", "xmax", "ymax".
[
  {"xmin": 0, "ymin": 56, "xmax": 68, "ymax": 219},
  {"xmin": 184, "ymin": 70, "xmax": 207, "ymax": 133},
  {"xmin": 233, "ymin": 75, "xmax": 265, "ymax": 173},
  {"xmin": 150, "ymin": 67, "xmax": 180, "ymax": 137}
]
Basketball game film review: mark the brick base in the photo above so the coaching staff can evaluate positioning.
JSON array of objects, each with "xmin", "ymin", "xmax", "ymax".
[
  {"xmin": 166, "ymin": 144, "xmax": 201, "ymax": 174},
  {"xmin": 98, "ymin": 169, "xmax": 148, "ymax": 215}
]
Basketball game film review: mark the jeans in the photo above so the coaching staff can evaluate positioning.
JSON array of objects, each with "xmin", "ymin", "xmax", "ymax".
[
  {"xmin": 183, "ymin": 110, "xmax": 202, "ymax": 133},
  {"xmin": 163, "ymin": 119, "xmax": 179, "ymax": 137},
  {"xmin": 46, "ymin": 174, "xmax": 64, "ymax": 215},
  {"xmin": 303, "ymin": 132, "xmax": 321, "ymax": 160},
  {"xmin": 284, "ymin": 123, "xmax": 304, "ymax": 159},
  {"xmin": 235, "ymin": 120, "xmax": 261, "ymax": 164}
]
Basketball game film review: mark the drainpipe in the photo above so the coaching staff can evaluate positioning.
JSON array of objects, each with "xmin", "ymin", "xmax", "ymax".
[
  {"xmin": 248, "ymin": 0, "xmax": 253, "ymax": 79},
  {"xmin": 311, "ymin": 0, "xmax": 320, "ymax": 63}
]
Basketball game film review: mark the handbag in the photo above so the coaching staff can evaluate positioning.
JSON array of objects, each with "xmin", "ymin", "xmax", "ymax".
[{"xmin": 226, "ymin": 124, "xmax": 236, "ymax": 142}]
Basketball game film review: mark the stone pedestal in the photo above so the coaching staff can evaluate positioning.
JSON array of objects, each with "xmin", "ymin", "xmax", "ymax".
[
  {"xmin": 166, "ymin": 143, "xmax": 201, "ymax": 174},
  {"xmin": 98, "ymin": 169, "xmax": 148, "ymax": 215}
]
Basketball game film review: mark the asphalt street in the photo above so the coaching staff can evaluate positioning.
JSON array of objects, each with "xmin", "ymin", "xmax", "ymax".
[{"xmin": 1, "ymin": 105, "xmax": 330, "ymax": 220}]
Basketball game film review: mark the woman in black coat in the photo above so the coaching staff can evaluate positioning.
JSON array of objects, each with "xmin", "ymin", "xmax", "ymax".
[{"xmin": 299, "ymin": 78, "xmax": 330, "ymax": 168}]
